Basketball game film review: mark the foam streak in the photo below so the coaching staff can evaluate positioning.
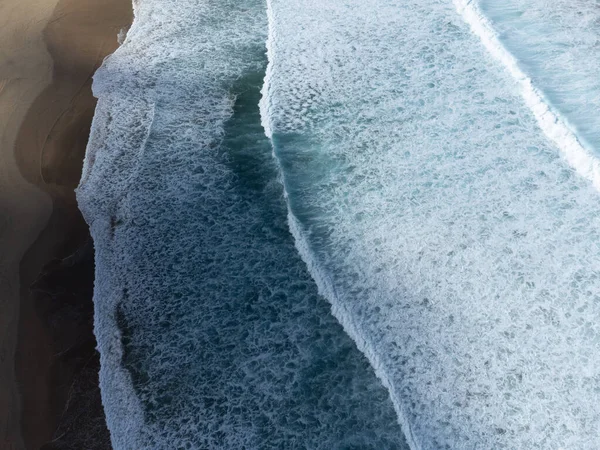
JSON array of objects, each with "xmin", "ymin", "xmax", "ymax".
[
  {"xmin": 454, "ymin": 0, "xmax": 600, "ymax": 190},
  {"xmin": 260, "ymin": 1, "xmax": 419, "ymax": 448}
]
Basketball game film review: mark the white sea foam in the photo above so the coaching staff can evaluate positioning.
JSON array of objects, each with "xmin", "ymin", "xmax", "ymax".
[
  {"xmin": 262, "ymin": 0, "xmax": 600, "ymax": 447},
  {"xmin": 287, "ymin": 211, "xmax": 422, "ymax": 450},
  {"xmin": 78, "ymin": 0, "xmax": 407, "ymax": 448},
  {"xmin": 77, "ymin": 0, "xmax": 270, "ymax": 445},
  {"xmin": 454, "ymin": 0, "xmax": 600, "ymax": 191},
  {"xmin": 259, "ymin": 0, "xmax": 275, "ymax": 140},
  {"xmin": 78, "ymin": 0, "xmax": 153, "ymax": 441},
  {"xmin": 261, "ymin": 1, "xmax": 419, "ymax": 447}
]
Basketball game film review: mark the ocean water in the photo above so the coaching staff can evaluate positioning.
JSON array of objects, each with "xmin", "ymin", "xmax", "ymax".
[
  {"xmin": 455, "ymin": 0, "xmax": 600, "ymax": 190},
  {"xmin": 77, "ymin": 0, "xmax": 407, "ymax": 448},
  {"xmin": 79, "ymin": 0, "xmax": 600, "ymax": 448},
  {"xmin": 262, "ymin": 0, "xmax": 600, "ymax": 448},
  {"xmin": 478, "ymin": 0, "xmax": 600, "ymax": 167}
]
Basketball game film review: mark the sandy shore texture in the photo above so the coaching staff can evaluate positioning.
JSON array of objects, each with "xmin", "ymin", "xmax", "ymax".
[
  {"xmin": 0, "ymin": 1, "xmax": 58, "ymax": 447},
  {"xmin": 0, "ymin": 0, "xmax": 132, "ymax": 448}
]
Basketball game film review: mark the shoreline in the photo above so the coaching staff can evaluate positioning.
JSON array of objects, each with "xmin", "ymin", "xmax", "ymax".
[{"xmin": 4, "ymin": 0, "xmax": 131, "ymax": 447}]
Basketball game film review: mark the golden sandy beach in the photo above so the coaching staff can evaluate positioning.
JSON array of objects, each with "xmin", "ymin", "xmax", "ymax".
[{"xmin": 0, "ymin": 0, "xmax": 131, "ymax": 448}]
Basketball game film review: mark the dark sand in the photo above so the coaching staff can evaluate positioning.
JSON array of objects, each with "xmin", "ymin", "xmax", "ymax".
[
  {"xmin": 1, "ymin": 2, "xmax": 60, "ymax": 447},
  {"xmin": 6, "ymin": 0, "xmax": 132, "ymax": 447}
]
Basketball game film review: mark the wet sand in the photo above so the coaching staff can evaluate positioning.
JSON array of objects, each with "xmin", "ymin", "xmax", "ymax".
[
  {"xmin": 0, "ymin": 1, "xmax": 58, "ymax": 447},
  {"xmin": 0, "ymin": 0, "xmax": 131, "ymax": 448}
]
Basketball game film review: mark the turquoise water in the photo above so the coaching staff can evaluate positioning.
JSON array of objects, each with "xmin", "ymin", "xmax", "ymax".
[
  {"xmin": 480, "ymin": 0, "xmax": 600, "ymax": 155},
  {"xmin": 79, "ymin": 0, "xmax": 600, "ymax": 448}
]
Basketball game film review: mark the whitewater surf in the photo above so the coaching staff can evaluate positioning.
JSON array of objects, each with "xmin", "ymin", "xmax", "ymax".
[
  {"xmin": 78, "ymin": 0, "xmax": 407, "ymax": 447},
  {"xmin": 262, "ymin": 0, "xmax": 600, "ymax": 447},
  {"xmin": 77, "ymin": 0, "xmax": 600, "ymax": 448}
]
